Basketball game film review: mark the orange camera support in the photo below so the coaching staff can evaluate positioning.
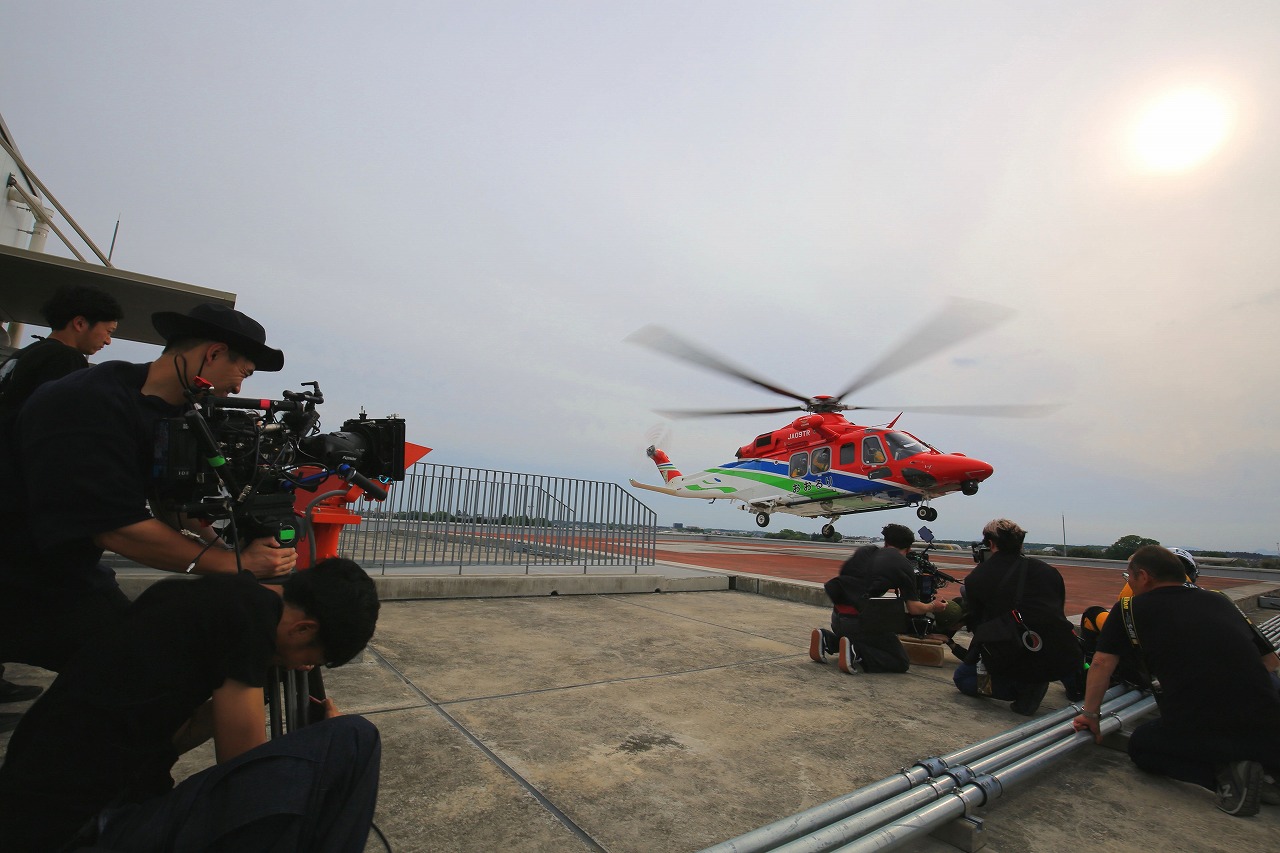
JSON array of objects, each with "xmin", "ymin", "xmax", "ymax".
[{"xmin": 291, "ymin": 442, "xmax": 432, "ymax": 568}]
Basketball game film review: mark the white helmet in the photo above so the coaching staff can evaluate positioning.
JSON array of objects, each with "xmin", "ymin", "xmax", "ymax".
[{"xmin": 1167, "ymin": 546, "xmax": 1199, "ymax": 584}]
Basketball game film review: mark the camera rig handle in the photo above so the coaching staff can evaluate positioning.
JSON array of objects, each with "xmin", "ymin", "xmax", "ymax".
[{"xmin": 338, "ymin": 464, "xmax": 388, "ymax": 501}]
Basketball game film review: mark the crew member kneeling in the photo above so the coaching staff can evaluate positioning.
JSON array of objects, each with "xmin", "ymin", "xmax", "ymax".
[
  {"xmin": 0, "ymin": 558, "xmax": 382, "ymax": 851},
  {"xmin": 811, "ymin": 524, "xmax": 948, "ymax": 673},
  {"xmin": 1073, "ymin": 545, "xmax": 1280, "ymax": 817}
]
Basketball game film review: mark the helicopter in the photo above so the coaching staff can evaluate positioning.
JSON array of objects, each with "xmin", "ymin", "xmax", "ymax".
[{"xmin": 625, "ymin": 298, "xmax": 1055, "ymax": 539}]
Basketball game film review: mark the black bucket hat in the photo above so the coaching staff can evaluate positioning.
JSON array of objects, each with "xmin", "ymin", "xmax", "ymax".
[{"xmin": 151, "ymin": 303, "xmax": 284, "ymax": 372}]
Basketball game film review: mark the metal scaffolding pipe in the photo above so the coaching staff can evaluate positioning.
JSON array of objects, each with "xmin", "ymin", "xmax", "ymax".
[
  {"xmin": 830, "ymin": 696, "xmax": 1158, "ymax": 853},
  {"xmin": 6, "ymin": 178, "xmax": 86, "ymax": 262},
  {"xmin": 0, "ymin": 132, "xmax": 113, "ymax": 265},
  {"xmin": 699, "ymin": 686, "xmax": 1135, "ymax": 853},
  {"xmin": 766, "ymin": 690, "xmax": 1147, "ymax": 853}
]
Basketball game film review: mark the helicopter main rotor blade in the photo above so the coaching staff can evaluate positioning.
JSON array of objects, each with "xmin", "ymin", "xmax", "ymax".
[
  {"xmin": 833, "ymin": 297, "xmax": 1016, "ymax": 402},
  {"xmin": 656, "ymin": 405, "xmax": 805, "ymax": 420},
  {"xmin": 626, "ymin": 325, "xmax": 812, "ymax": 405},
  {"xmin": 845, "ymin": 403, "xmax": 1062, "ymax": 418}
]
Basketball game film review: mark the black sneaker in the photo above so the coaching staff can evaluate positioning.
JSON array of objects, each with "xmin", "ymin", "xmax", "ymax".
[
  {"xmin": 809, "ymin": 629, "xmax": 827, "ymax": 663},
  {"xmin": 0, "ymin": 678, "xmax": 43, "ymax": 704},
  {"xmin": 837, "ymin": 637, "xmax": 858, "ymax": 674},
  {"xmin": 1216, "ymin": 760, "xmax": 1263, "ymax": 816},
  {"xmin": 1010, "ymin": 682, "xmax": 1049, "ymax": 716},
  {"xmin": 1262, "ymin": 773, "xmax": 1280, "ymax": 806}
]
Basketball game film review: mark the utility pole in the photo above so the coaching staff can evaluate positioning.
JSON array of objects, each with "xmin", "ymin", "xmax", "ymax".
[{"xmin": 1062, "ymin": 515, "xmax": 1068, "ymax": 558}]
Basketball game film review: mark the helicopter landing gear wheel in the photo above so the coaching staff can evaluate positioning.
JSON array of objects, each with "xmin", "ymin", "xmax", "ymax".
[
  {"xmin": 821, "ymin": 523, "xmax": 836, "ymax": 540},
  {"xmin": 961, "ymin": 480, "xmax": 979, "ymax": 496},
  {"xmin": 756, "ymin": 512, "xmax": 770, "ymax": 528},
  {"xmin": 917, "ymin": 506, "xmax": 938, "ymax": 522}
]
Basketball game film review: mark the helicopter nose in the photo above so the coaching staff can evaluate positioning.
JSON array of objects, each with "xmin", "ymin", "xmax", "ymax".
[{"xmin": 942, "ymin": 454, "xmax": 994, "ymax": 483}]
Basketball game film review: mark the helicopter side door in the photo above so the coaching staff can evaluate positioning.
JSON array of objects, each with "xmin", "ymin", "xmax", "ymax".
[{"xmin": 860, "ymin": 435, "xmax": 894, "ymax": 481}]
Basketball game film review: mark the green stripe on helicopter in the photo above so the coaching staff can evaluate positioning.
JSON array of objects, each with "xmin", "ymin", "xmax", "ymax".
[
  {"xmin": 684, "ymin": 483, "xmax": 738, "ymax": 494},
  {"xmin": 701, "ymin": 468, "xmax": 846, "ymax": 500}
]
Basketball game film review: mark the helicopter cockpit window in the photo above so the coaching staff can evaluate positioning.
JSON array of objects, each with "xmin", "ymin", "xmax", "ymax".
[
  {"xmin": 811, "ymin": 447, "xmax": 831, "ymax": 474},
  {"xmin": 884, "ymin": 431, "xmax": 929, "ymax": 461},
  {"xmin": 789, "ymin": 452, "xmax": 809, "ymax": 479},
  {"xmin": 862, "ymin": 437, "xmax": 887, "ymax": 466}
]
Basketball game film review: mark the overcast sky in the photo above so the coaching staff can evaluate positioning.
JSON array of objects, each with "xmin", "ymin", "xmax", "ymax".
[{"xmin": 5, "ymin": 3, "xmax": 1278, "ymax": 551}]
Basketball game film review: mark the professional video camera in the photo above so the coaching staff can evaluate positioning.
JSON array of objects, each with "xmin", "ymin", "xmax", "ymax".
[
  {"xmin": 152, "ymin": 380, "xmax": 405, "ymax": 547},
  {"xmin": 909, "ymin": 542, "xmax": 961, "ymax": 605},
  {"xmin": 906, "ymin": 527, "xmax": 963, "ymax": 636}
]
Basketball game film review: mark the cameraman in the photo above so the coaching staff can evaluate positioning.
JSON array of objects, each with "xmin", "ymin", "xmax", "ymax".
[
  {"xmin": 0, "ymin": 303, "xmax": 297, "ymax": 674},
  {"xmin": 811, "ymin": 524, "xmax": 948, "ymax": 673},
  {"xmin": 954, "ymin": 518, "xmax": 1083, "ymax": 716}
]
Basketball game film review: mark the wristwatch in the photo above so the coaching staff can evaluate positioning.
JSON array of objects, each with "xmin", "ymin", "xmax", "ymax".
[{"xmin": 1081, "ymin": 711, "xmax": 1101, "ymax": 720}]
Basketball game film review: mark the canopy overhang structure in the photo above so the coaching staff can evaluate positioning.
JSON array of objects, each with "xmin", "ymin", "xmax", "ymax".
[{"xmin": 0, "ymin": 243, "xmax": 235, "ymax": 346}]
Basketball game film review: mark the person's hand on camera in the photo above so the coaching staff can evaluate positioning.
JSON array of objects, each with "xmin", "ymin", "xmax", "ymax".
[{"xmin": 240, "ymin": 538, "xmax": 297, "ymax": 579}]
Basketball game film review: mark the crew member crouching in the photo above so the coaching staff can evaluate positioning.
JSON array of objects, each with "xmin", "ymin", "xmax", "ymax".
[
  {"xmin": 810, "ymin": 524, "xmax": 948, "ymax": 673},
  {"xmin": 0, "ymin": 558, "xmax": 382, "ymax": 851}
]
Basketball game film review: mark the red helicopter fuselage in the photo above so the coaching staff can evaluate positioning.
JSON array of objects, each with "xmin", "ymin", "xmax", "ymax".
[{"xmin": 733, "ymin": 411, "xmax": 994, "ymax": 498}]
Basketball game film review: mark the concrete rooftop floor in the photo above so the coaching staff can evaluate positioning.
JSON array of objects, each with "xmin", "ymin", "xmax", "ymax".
[{"xmin": 4, "ymin": 564, "xmax": 1280, "ymax": 852}]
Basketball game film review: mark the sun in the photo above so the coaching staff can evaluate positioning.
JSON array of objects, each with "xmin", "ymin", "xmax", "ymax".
[{"xmin": 1128, "ymin": 88, "xmax": 1233, "ymax": 173}]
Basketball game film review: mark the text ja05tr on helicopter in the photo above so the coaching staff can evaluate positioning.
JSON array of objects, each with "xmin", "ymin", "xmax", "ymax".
[{"xmin": 625, "ymin": 299, "xmax": 1056, "ymax": 540}]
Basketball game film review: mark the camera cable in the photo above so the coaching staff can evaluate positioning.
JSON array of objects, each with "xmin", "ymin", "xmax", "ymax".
[{"xmin": 185, "ymin": 532, "xmax": 225, "ymax": 574}]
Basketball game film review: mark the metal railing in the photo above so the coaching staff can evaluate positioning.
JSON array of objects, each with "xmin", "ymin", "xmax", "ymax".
[{"xmin": 338, "ymin": 462, "xmax": 657, "ymax": 573}]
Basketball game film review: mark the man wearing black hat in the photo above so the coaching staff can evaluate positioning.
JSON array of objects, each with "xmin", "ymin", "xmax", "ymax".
[{"xmin": 0, "ymin": 303, "xmax": 297, "ymax": 675}]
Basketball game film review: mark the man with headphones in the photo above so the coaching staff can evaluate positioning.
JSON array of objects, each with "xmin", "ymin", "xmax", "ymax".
[{"xmin": 0, "ymin": 304, "xmax": 298, "ymax": 674}]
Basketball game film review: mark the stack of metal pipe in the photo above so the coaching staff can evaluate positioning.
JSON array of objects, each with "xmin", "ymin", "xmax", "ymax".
[{"xmin": 700, "ymin": 685, "xmax": 1156, "ymax": 853}]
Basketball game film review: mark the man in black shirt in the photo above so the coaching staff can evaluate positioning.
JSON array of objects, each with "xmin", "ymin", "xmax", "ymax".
[
  {"xmin": 0, "ymin": 557, "xmax": 382, "ymax": 851},
  {"xmin": 1073, "ymin": 545, "xmax": 1280, "ymax": 817},
  {"xmin": 0, "ymin": 303, "xmax": 296, "ymax": 674},
  {"xmin": 812, "ymin": 524, "xmax": 948, "ymax": 673},
  {"xmin": 0, "ymin": 284, "xmax": 122, "ymax": 713},
  {"xmin": 0, "ymin": 283, "xmax": 122, "ymax": 425},
  {"xmin": 953, "ymin": 518, "xmax": 1082, "ymax": 716}
]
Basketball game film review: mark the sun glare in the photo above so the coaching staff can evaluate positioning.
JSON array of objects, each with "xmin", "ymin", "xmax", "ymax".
[{"xmin": 1129, "ymin": 88, "xmax": 1232, "ymax": 173}]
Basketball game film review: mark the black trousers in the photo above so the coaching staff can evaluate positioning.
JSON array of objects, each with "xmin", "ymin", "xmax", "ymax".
[
  {"xmin": 86, "ymin": 715, "xmax": 381, "ymax": 852},
  {"xmin": 831, "ymin": 613, "xmax": 910, "ymax": 673},
  {"xmin": 1129, "ymin": 718, "xmax": 1280, "ymax": 791}
]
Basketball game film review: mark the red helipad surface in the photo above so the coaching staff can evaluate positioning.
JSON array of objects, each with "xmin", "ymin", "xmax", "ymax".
[{"xmin": 654, "ymin": 538, "xmax": 1261, "ymax": 617}]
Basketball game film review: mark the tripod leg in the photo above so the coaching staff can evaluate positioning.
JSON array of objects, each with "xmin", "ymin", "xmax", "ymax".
[
  {"xmin": 267, "ymin": 665, "xmax": 284, "ymax": 738},
  {"xmin": 306, "ymin": 669, "xmax": 328, "ymax": 726}
]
